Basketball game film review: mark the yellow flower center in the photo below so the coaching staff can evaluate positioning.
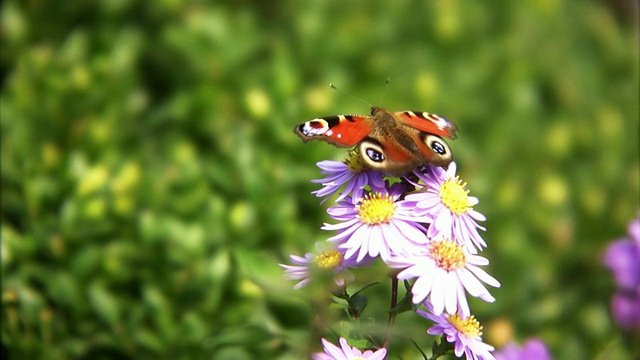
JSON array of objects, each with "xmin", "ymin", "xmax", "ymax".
[
  {"xmin": 429, "ymin": 240, "xmax": 466, "ymax": 271},
  {"xmin": 344, "ymin": 149, "xmax": 368, "ymax": 173},
  {"xmin": 440, "ymin": 176, "xmax": 472, "ymax": 215},
  {"xmin": 356, "ymin": 193, "xmax": 396, "ymax": 225},
  {"xmin": 314, "ymin": 250, "xmax": 343, "ymax": 270},
  {"xmin": 448, "ymin": 313, "xmax": 483, "ymax": 338}
]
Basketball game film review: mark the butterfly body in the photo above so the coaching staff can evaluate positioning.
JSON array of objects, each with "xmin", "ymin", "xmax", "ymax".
[{"xmin": 294, "ymin": 107, "xmax": 457, "ymax": 176}]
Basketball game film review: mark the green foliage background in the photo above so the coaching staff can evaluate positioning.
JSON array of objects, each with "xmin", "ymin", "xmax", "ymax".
[{"xmin": 1, "ymin": 0, "xmax": 638, "ymax": 359}]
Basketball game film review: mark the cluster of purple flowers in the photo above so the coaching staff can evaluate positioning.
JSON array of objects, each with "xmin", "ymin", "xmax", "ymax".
[
  {"xmin": 282, "ymin": 151, "xmax": 501, "ymax": 359},
  {"xmin": 603, "ymin": 216, "xmax": 640, "ymax": 330}
]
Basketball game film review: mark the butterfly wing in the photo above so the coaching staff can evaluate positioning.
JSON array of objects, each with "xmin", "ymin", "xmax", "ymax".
[
  {"xmin": 395, "ymin": 111, "xmax": 457, "ymax": 139},
  {"xmin": 357, "ymin": 134, "xmax": 423, "ymax": 175},
  {"xmin": 294, "ymin": 114, "xmax": 373, "ymax": 147}
]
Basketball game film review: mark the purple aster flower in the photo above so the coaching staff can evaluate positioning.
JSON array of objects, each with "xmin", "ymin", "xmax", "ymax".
[
  {"xmin": 604, "ymin": 217, "xmax": 640, "ymax": 290},
  {"xmin": 494, "ymin": 339, "xmax": 552, "ymax": 360},
  {"xmin": 404, "ymin": 162, "xmax": 487, "ymax": 253},
  {"xmin": 609, "ymin": 292, "xmax": 640, "ymax": 330},
  {"xmin": 280, "ymin": 248, "xmax": 358, "ymax": 290},
  {"xmin": 419, "ymin": 305, "xmax": 495, "ymax": 360},
  {"xmin": 312, "ymin": 337, "xmax": 387, "ymax": 360},
  {"xmin": 311, "ymin": 150, "xmax": 386, "ymax": 204},
  {"xmin": 387, "ymin": 238, "xmax": 500, "ymax": 317},
  {"xmin": 603, "ymin": 215, "xmax": 640, "ymax": 330},
  {"xmin": 322, "ymin": 183, "xmax": 429, "ymax": 263}
]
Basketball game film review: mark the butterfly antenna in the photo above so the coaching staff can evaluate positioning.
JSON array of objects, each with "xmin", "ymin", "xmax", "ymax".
[
  {"xmin": 378, "ymin": 78, "xmax": 390, "ymax": 106},
  {"xmin": 329, "ymin": 83, "xmax": 373, "ymax": 108}
]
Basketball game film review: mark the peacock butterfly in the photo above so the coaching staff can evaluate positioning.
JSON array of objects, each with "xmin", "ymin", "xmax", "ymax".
[{"xmin": 294, "ymin": 107, "xmax": 458, "ymax": 176}]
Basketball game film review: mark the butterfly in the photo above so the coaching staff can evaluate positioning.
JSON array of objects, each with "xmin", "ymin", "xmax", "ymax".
[{"xmin": 294, "ymin": 107, "xmax": 458, "ymax": 176}]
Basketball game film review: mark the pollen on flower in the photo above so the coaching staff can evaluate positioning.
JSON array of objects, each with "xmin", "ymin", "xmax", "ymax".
[
  {"xmin": 314, "ymin": 250, "xmax": 343, "ymax": 270},
  {"xmin": 356, "ymin": 193, "xmax": 397, "ymax": 225},
  {"xmin": 429, "ymin": 240, "xmax": 466, "ymax": 271},
  {"xmin": 343, "ymin": 149, "xmax": 368, "ymax": 173},
  {"xmin": 448, "ymin": 313, "xmax": 483, "ymax": 338},
  {"xmin": 440, "ymin": 176, "xmax": 472, "ymax": 215}
]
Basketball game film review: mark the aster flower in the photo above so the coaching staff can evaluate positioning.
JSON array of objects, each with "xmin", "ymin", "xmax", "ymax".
[
  {"xmin": 609, "ymin": 292, "xmax": 640, "ymax": 330},
  {"xmin": 280, "ymin": 248, "xmax": 358, "ymax": 290},
  {"xmin": 418, "ymin": 306, "xmax": 495, "ymax": 360},
  {"xmin": 494, "ymin": 339, "xmax": 552, "ymax": 360},
  {"xmin": 604, "ymin": 217, "xmax": 640, "ymax": 291},
  {"xmin": 311, "ymin": 150, "xmax": 386, "ymax": 204},
  {"xmin": 312, "ymin": 337, "xmax": 387, "ymax": 360},
  {"xmin": 322, "ymin": 183, "xmax": 429, "ymax": 263},
  {"xmin": 603, "ymin": 215, "xmax": 640, "ymax": 330},
  {"xmin": 387, "ymin": 238, "xmax": 500, "ymax": 317},
  {"xmin": 404, "ymin": 162, "xmax": 487, "ymax": 253}
]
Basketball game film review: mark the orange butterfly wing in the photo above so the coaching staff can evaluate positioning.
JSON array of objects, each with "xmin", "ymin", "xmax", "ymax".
[
  {"xmin": 294, "ymin": 114, "xmax": 374, "ymax": 147},
  {"xmin": 395, "ymin": 111, "xmax": 457, "ymax": 139}
]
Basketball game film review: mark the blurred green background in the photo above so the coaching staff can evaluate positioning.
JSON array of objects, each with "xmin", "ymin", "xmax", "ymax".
[{"xmin": 1, "ymin": 0, "xmax": 638, "ymax": 359}]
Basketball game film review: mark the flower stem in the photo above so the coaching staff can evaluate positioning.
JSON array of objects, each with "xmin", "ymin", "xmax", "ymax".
[{"xmin": 383, "ymin": 275, "xmax": 399, "ymax": 348}]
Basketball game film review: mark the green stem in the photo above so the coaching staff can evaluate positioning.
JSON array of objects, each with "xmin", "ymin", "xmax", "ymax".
[{"xmin": 383, "ymin": 276, "xmax": 399, "ymax": 349}]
